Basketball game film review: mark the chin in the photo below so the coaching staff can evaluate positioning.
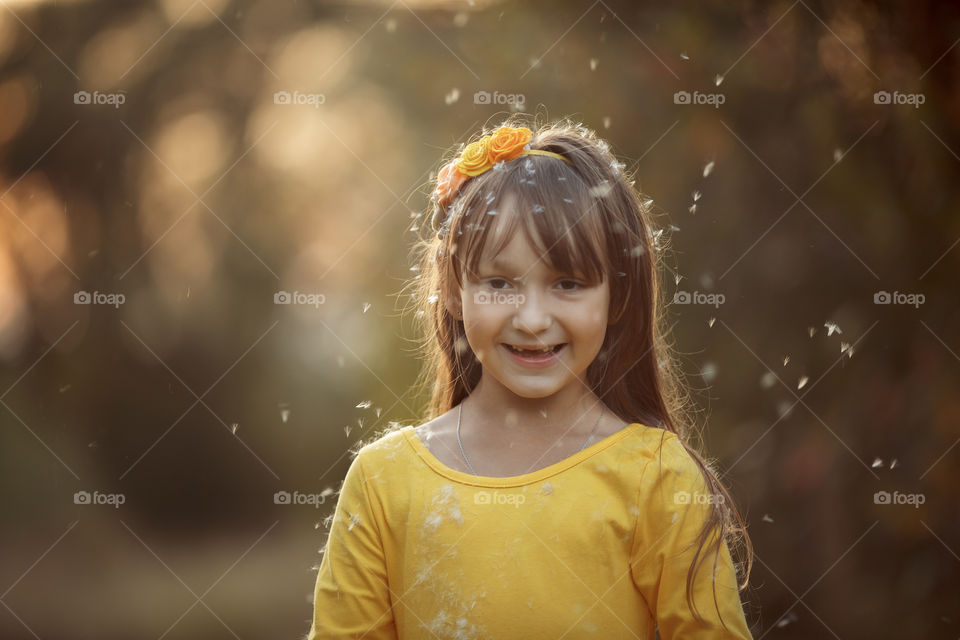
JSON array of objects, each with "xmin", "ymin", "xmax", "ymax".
[{"xmin": 495, "ymin": 375, "xmax": 567, "ymax": 398}]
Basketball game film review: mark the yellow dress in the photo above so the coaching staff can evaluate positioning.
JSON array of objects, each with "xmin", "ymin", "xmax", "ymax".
[{"xmin": 306, "ymin": 423, "xmax": 753, "ymax": 639}]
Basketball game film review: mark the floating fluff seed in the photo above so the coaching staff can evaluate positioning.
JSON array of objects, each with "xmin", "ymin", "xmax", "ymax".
[{"xmin": 590, "ymin": 181, "xmax": 613, "ymax": 198}]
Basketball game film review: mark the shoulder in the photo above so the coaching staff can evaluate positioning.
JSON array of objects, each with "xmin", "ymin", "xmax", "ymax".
[
  {"xmin": 350, "ymin": 423, "xmax": 413, "ymax": 467},
  {"xmin": 411, "ymin": 410, "xmax": 472, "ymax": 472},
  {"xmin": 336, "ymin": 425, "xmax": 416, "ymax": 501},
  {"xmin": 412, "ymin": 408, "xmax": 464, "ymax": 453},
  {"xmin": 413, "ymin": 409, "xmax": 456, "ymax": 439},
  {"xmin": 630, "ymin": 428, "xmax": 706, "ymax": 488},
  {"xmin": 625, "ymin": 424, "xmax": 685, "ymax": 460}
]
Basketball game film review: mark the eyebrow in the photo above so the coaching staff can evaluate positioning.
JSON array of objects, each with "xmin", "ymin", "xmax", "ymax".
[
  {"xmin": 489, "ymin": 258, "xmax": 515, "ymax": 271},
  {"xmin": 481, "ymin": 258, "xmax": 584, "ymax": 278}
]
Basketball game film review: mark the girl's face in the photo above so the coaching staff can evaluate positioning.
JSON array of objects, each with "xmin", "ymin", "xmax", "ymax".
[{"xmin": 452, "ymin": 201, "xmax": 611, "ymax": 399}]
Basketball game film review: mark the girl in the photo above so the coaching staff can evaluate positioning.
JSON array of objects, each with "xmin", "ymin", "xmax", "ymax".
[{"xmin": 306, "ymin": 117, "xmax": 754, "ymax": 639}]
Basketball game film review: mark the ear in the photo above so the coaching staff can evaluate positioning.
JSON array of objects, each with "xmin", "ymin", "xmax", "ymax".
[{"xmin": 444, "ymin": 291, "xmax": 463, "ymax": 319}]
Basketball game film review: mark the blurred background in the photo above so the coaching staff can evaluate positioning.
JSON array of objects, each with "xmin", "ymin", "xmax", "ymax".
[{"xmin": 0, "ymin": 0, "xmax": 958, "ymax": 638}]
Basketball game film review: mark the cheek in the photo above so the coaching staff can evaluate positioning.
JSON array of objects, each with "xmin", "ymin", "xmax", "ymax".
[
  {"xmin": 575, "ymin": 294, "xmax": 610, "ymax": 345},
  {"xmin": 461, "ymin": 308, "xmax": 495, "ymax": 357}
]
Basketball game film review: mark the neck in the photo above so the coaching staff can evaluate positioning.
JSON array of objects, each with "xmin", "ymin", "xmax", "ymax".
[{"xmin": 464, "ymin": 373, "xmax": 603, "ymax": 439}]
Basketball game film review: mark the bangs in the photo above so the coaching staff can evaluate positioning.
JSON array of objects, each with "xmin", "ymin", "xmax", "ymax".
[{"xmin": 452, "ymin": 155, "xmax": 611, "ymax": 285}]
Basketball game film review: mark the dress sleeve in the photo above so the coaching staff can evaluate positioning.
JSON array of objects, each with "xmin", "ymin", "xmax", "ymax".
[
  {"xmin": 630, "ymin": 433, "xmax": 753, "ymax": 639},
  {"xmin": 307, "ymin": 450, "xmax": 398, "ymax": 640}
]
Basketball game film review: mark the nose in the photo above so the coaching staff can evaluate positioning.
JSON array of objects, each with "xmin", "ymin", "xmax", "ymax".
[{"xmin": 512, "ymin": 288, "xmax": 552, "ymax": 334}]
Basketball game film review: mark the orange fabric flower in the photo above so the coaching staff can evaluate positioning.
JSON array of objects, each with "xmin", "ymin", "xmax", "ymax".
[
  {"xmin": 433, "ymin": 160, "xmax": 469, "ymax": 208},
  {"xmin": 488, "ymin": 126, "xmax": 533, "ymax": 163}
]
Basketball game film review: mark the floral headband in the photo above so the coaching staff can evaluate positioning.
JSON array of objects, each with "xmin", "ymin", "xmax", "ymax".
[{"xmin": 432, "ymin": 126, "xmax": 571, "ymax": 210}]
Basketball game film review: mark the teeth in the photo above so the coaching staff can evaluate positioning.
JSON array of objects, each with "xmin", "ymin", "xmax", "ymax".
[{"xmin": 508, "ymin": 344, "xmax": 556, "ymax": 354}]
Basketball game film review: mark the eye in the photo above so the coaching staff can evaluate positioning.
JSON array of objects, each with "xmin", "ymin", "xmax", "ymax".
[
  {"xmin": 557, "ymin": 279, "xmax": 583, "ymax": 291},
  {"xmin": 488, "ymin": 278, "xmax": 512, "ymax": 290}
]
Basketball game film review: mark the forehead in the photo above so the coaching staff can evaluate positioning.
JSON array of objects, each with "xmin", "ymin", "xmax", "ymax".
[
  {"xmin": 461, "ymin": 181, "xmax": 608, "ymax": 284},
  {"xmin": 476, "ymin": 198, "xmax": 548, "ymax": 270},
  {"xmin": 479, "ymin": 231, "xmax": 542, "ymax": 268}
]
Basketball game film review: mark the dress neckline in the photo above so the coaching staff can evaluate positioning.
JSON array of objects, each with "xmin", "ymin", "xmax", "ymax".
[{"xmin": 402, "ymin": 423, "xmax": 643, "ymax": 488}]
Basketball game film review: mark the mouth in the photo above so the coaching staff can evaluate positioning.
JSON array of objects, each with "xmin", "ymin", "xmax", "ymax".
[{"xmin": 502, "ymin": 343, "xmax": 566, "ymax": 358}]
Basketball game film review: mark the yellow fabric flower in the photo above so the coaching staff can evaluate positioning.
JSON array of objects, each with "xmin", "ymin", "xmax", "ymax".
[{"xmin": 456, "ymin": 136, "xmax": 493, "ymax": 176}]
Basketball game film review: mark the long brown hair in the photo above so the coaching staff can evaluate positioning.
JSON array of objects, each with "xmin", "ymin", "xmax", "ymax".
[{"xmin": 402, "ymin": 114, "xmax": 753, "ymax": 627}]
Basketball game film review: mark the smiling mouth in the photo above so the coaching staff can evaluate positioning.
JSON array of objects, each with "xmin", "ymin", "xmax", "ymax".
[{"xmin": 503, "ymin": 343, "xmax": 566, "ymax": 355}]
